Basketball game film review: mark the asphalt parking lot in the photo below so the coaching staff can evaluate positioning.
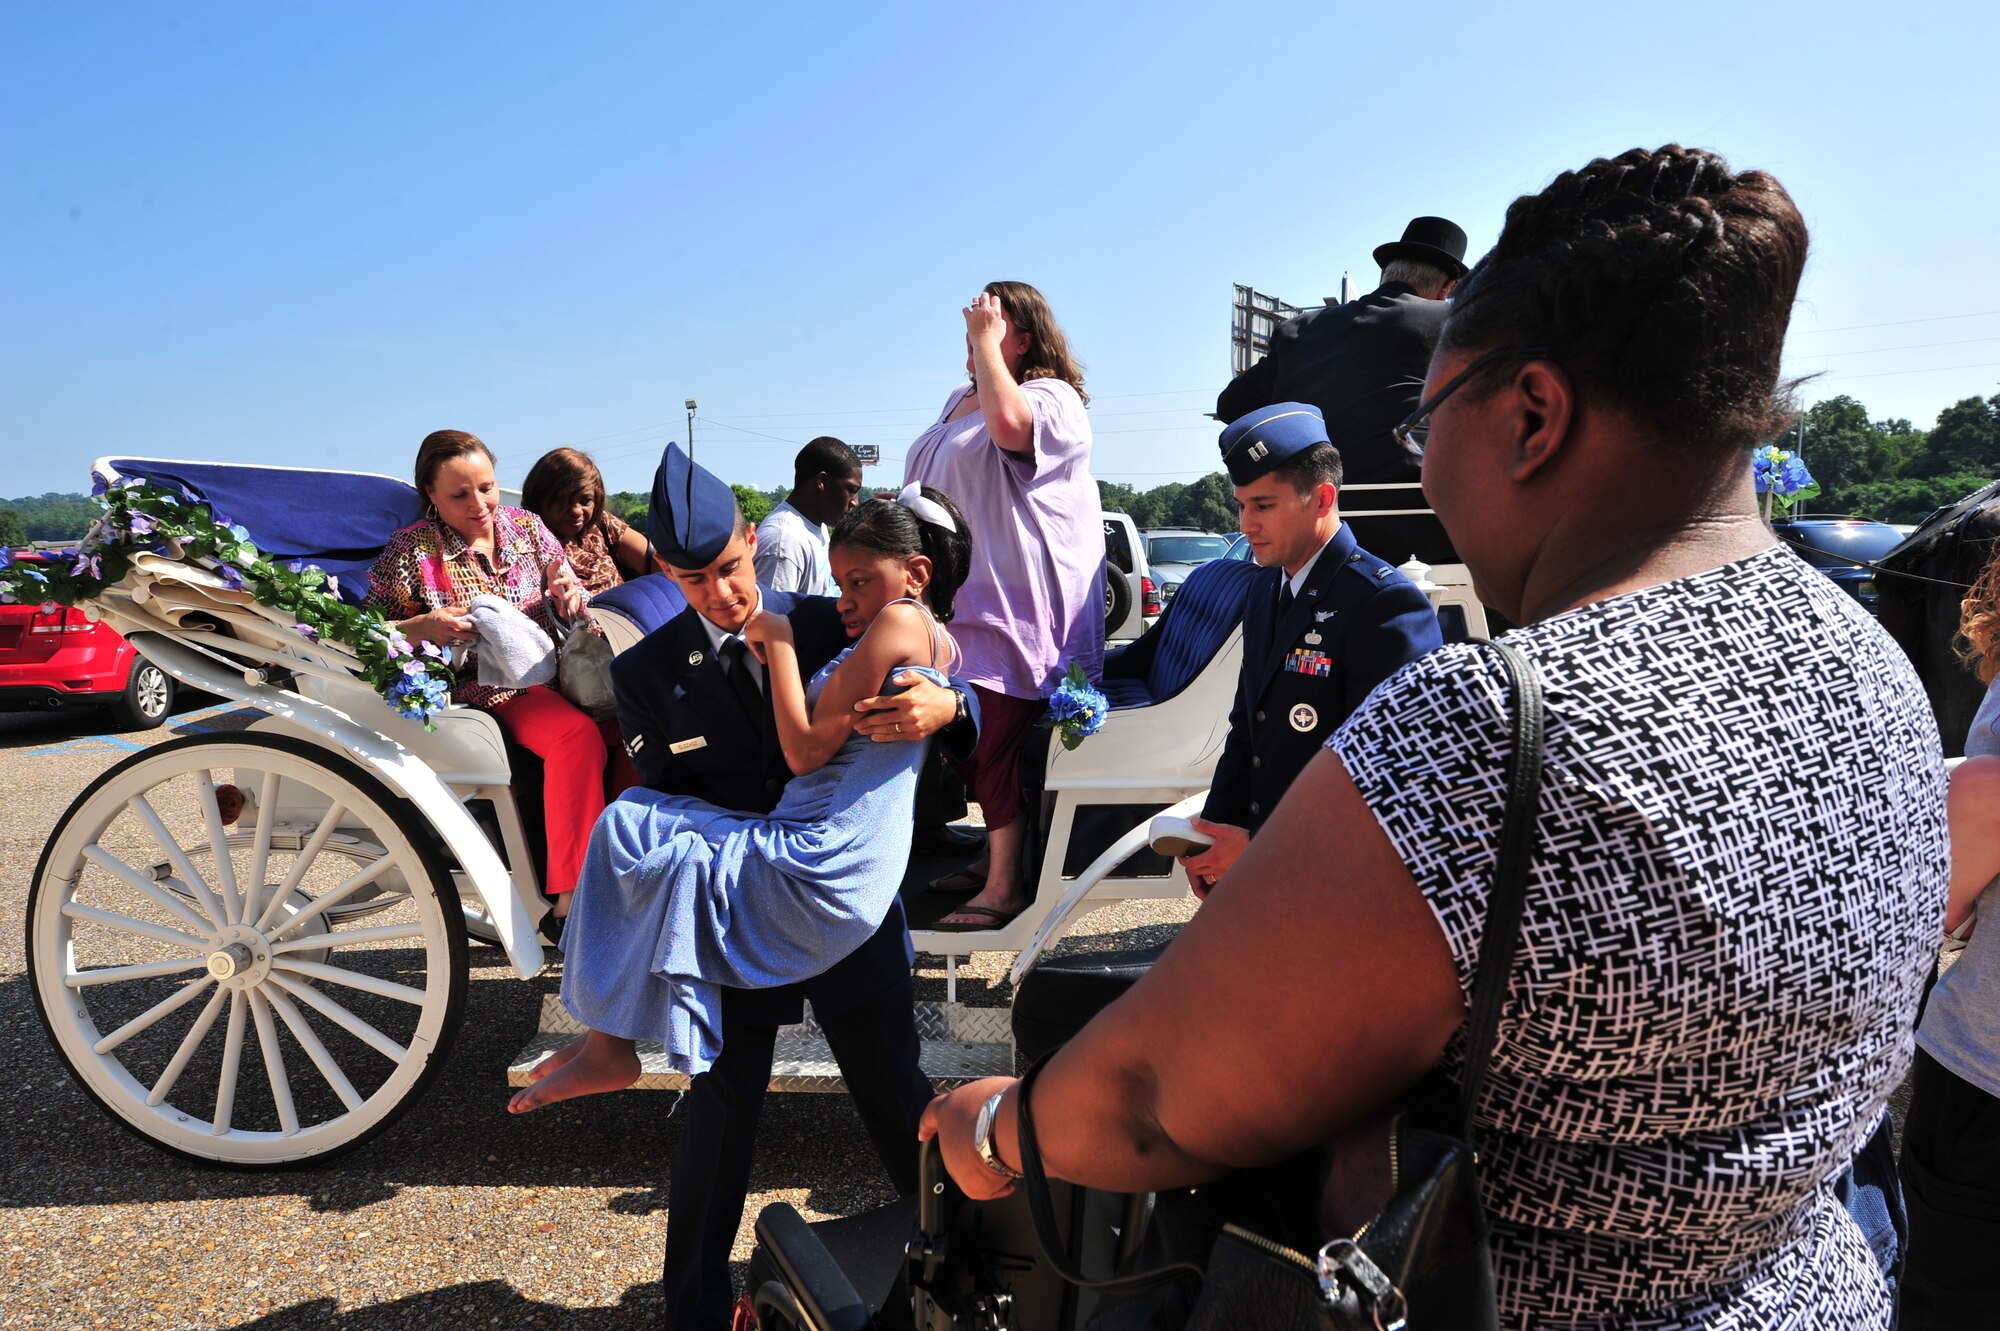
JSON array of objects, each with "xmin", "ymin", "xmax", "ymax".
[{"xmin": 0, "ymin": 699, "xmax": 1194, "ymax": 1329}]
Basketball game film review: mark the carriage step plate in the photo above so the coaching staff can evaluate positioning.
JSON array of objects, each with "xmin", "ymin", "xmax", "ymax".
[{"xmin": 507, "ymin": 995, "xmax": 1017, "ymax": 1092}]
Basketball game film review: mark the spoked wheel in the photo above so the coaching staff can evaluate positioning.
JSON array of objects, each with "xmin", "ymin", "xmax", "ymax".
[{"xmin": 28, "ymin": 732, "xmax": 468, "ymax": 1168}]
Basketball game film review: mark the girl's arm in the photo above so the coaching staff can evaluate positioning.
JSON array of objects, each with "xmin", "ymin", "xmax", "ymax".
[{"xmin": 749, "ymin": 603, "xmax": 932, "ymax": 776}]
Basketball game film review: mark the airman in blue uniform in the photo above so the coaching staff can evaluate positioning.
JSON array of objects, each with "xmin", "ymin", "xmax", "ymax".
[{"xmin": 1181, "ymin": 403, "xmax": 1443, "ymax": 893}]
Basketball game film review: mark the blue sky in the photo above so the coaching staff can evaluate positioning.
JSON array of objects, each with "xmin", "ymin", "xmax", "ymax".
[{"xmin": 5, "ymin": 1, "xmax": 1996, "ymax": 499}]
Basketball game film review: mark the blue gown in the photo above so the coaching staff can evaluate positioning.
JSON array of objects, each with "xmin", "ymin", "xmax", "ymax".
[{"xmin": 557, "ymin": 649, "xmax": 944, "ymax": 1075}]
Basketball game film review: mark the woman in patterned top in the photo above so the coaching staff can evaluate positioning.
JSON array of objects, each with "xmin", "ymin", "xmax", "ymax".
[
  {"xmin": 366, "ymin": 430, "xmax": 610, "ymax": 917},
  {"xmin": 923, "ymin": 146, "xmax": 1947, "ymax": 1328},
  {"xmin": 521, "ymin": 447, "xmax": 651, "ymax": 594}
]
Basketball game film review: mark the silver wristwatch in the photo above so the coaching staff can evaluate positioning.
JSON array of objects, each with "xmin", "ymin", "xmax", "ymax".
[{"xmin": 973, "ymin": 1091, "xmax": 1023, "ymax": 1181}]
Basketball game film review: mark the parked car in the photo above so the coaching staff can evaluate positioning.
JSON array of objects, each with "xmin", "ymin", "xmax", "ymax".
[
  {"xmin": 1771, "ymin": 517, "xmax": 1906, "ymax": 612},
  {"xmin": 1103, "ymin": 512, "xmax": 1159, "ymax": 640},
  {"xmin": 1143, "ymin": 529, "xmax": 1234, "ymax": 606},
  {"xmin": 0, "ymin": 551, "xmax": 178, "ymax": 728},
  {"xmin": 1224, "ymin": 531, "xmax": 1254, "ymax": 562}
]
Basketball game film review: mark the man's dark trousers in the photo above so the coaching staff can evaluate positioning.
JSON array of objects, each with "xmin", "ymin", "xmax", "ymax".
[
  {"xmin": 610, "ymin": 590, "xmax": 947, "ymax": 1330},
  {"xmin": 661, "ymin": 950, "xmax": 933, "ymax": 1329}
]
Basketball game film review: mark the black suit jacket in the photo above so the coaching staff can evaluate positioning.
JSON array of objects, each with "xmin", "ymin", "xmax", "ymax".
[
  {"xmin": 609, "ymin": 588, "xmax": 974, "ymax": 1024},
  {"xmin": 1203, "ymin": 526, "xmax": 1442, "ymax": 833},
  {"xmin": 1215, "ymin": 282, "xmax": 1448, "ymax": 485}
]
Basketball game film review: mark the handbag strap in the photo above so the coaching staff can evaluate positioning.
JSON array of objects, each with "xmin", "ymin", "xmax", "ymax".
[
  {"xmin": 1454, "ymin": 639, "xmax": 1545, "ymax": 1145},
  {"xmin": 1005, "ymin": 639, "xmax": 1546, "ymax": 1295}
]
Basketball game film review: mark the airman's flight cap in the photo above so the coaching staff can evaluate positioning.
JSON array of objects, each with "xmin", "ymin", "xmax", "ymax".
[
  {"xmin": 648, "ymin": 443, "xmax": 739, "ymax": 569},
  {"xmin": 1219, "ymin": 402, "xmax": 1331, "ymax": 485}
]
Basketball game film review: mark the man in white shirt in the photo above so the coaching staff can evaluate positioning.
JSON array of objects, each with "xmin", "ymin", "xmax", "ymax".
[{"xmin": 754, "ymin": 436, "xmax": 865, "ymax": 594}]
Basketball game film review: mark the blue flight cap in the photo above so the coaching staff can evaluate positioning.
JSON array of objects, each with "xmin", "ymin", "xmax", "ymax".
[
  {"xmin": 648, "ymin": 443, "xmax": 739, "ymax": 569},
  {"xmin": 1218, "ymin": 402, "xmax": 1332, "ymax": 485}
]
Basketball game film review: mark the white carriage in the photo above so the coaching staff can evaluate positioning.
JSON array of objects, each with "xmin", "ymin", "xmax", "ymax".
[{"xmin": 26, "ymin": 458, "xmax": 1483, "ymax": 1169}]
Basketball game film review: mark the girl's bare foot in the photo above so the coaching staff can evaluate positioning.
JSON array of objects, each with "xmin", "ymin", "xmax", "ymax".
[
  {"xmin": 552, "ymin": 892, "xmax": 573, "ymax": 918},
  {"xmin": 507, "ymin": 1031, "xmax": 641, "ymax": 1113}
]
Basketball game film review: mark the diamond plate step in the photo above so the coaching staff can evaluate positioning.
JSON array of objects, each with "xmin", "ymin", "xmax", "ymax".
[{"xmin": 507, "ymin": 995, "xmax": 1016, "ymax": 1092}]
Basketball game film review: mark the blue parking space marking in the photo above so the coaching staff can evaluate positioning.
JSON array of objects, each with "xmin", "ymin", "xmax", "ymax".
[{"xmin": 24, "ymin": 734, "xmax": 148, "ymax": 757}]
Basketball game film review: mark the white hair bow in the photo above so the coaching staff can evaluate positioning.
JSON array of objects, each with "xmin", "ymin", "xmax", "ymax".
[{"xmin": 897, "ymin": 482, "xmax": 956, "ymax": 533}]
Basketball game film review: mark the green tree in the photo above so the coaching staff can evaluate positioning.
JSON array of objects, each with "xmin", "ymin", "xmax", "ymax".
[
  {"xmin": 1098, "ymin": 480, "xmax": 1141, "ymax": 517},
  {"xmin": 732, "ymin": 483, "xmax": 773, "ymax": 527},
  {"xmin": 1870, "ymin": 417, "xmax": 1928, "ymax": 479},
  {"xmin": 1845, "ymin": 472, "xmax": 1994, "ymax": 525},
  {"xmin": 1169, "ymin": 473, "xmax": 1238, "ymax": 533},
  {"xmin": 1909, "ymin": 395, "xmax": 2000, "ymax": 479},
  {"xmin": 0, "ymin": 507, "xmax": 24, "ymax": 549},
  {"xmin": 1789, "ymin": 396, "xmax": 1876, "ymax": 507},
  {"xmin": 1128, "ymin": 481, "xmax": 1184, "ymax": 529},
  {"xmin": 605, "ymin": 490, "xmax": 649, "ymax": 526},
  {"xmin": 1, "ymin": 491, "xmax": 99, "ymax": 541}
]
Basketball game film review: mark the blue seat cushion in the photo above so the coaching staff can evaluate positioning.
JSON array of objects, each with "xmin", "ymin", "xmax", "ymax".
[
  {"xmin": 1102, "ymin": 558, "xmax": 1264, "ymax": 710},
  {"xmin": 105, "ymin": 458, "xmax": 423, "ymax": 605},
  {"xmin": 590, "ymin": 572, "xmax": 688, "ymax": 636}
]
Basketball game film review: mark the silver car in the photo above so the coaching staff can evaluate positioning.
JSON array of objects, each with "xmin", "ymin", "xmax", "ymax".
[{"xmin": 1142, "ymin": 529, "xmax": 1235, "ymax": 606}]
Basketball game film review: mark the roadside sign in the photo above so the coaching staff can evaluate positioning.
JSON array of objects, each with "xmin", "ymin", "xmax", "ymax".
[{"xmin": 853, "ymin": 445, "xmax": 880, "ymax": 465}]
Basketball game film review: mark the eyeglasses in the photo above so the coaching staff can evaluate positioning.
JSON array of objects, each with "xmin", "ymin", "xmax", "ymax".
[{"xmin": 1391, "ymin": 346, "xmax": 1552, "ymax": 453}]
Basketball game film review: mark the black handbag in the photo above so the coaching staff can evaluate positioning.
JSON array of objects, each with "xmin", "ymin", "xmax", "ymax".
[{"xmin": 1010, "ymin": 640, "xmax": 1545, "ymax": 1331}]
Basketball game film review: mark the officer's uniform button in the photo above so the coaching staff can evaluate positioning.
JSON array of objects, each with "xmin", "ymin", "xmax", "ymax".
[
  {"xmin": 1255, "ymin": 710, "xmax": 1266, "ymax": 723},
  {"xmin": 1250, "ymin": 801, "xmax": 1262, "ymax": 815},
  {"xmin": 1251, "ymin": 756, "xmax": 1262, "ymax": 769}
]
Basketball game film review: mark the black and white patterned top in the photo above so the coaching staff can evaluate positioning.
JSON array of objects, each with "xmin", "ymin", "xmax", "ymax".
[{"xmin": 1331, "ymin": 545, "xmax": 1945, "ymax": 1329}]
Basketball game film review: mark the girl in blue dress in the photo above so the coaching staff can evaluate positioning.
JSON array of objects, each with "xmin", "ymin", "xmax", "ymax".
[{"xmin": 510, "ymin": 485, "xmax": 972, "ymax": 1110}]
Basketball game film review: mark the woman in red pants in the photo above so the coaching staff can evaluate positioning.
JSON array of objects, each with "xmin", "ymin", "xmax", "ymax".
[{"xmin": 366, "ymin": 429, "xmax": 609, "ymax": 918}]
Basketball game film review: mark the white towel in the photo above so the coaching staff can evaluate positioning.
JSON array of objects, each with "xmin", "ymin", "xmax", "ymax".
[{"xmin": 467, "ymin": 593, "xmax": 557, "ymax": 689}]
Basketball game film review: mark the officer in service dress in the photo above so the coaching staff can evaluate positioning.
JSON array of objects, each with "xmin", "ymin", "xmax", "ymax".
[{"xmin": 1181, "ymin": 402, "xmax": 1443, "ymax": 893}]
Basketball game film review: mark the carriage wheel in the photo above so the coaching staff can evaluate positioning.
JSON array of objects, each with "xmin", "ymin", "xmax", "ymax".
[{"xmin": 28, "ymin": 732, "xmax": 468, "ymax": 1168}]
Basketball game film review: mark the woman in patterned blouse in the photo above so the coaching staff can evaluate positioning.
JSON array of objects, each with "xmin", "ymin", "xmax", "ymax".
[
  {"xmin": 365, "ymin": 430, "xmax": 610, "ymax": 918},
  {"xmin": 923, "ymin": 147, "xmax": 1946, "ymax": 1328},
  {"xmin": 521, "ymin": 447, "xmax": 651, "ymax": 594}
]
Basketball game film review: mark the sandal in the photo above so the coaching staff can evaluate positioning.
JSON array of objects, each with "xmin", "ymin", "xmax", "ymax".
[
  {"xmin": 931, "ymin": 903, "xmax": 1027, "ymax": 932},
  {"xmin": 926, "ymin": 867, "xmax": 987, "ymax": 896}
]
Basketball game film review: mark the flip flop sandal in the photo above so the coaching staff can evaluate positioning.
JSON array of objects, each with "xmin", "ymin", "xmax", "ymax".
[
  {"xmin": 931, "ymin": 903, "xmax": 1027, "ymax": 932},
  {"xmin": 926, "ymin": 867, "xmax": 988, "ymax": 896}
]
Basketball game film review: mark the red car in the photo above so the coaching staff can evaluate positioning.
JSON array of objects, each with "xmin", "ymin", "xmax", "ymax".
[{"xmin": 0, "ymin": 553, "xmax": 177, "ymax": 729}]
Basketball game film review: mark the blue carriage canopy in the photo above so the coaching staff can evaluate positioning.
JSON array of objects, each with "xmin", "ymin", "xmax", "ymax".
[{"xmin": 105, "ymin": 458, "xmax": 424, "ymax": 605}]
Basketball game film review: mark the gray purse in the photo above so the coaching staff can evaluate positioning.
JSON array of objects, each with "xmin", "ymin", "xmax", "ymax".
[{"xmin": 543, "ymin": 570, "xmax": 618, "ymax": 716}]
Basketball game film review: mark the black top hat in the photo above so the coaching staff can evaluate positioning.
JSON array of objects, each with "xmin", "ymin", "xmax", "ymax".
[{"xmin": 1373, "ymin": 216, "xmax": 1469, "ymax": 280}]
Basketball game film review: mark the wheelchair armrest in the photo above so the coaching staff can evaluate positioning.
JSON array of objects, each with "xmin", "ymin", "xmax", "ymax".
[{"xmin": 752, "ymin": 1203, "xmax": 872, "ymax": 1331}]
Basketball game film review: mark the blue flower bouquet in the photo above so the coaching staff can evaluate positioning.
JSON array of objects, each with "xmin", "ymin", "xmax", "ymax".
[{"xmin": 1042, "ymin": 662, "xmax": 1109, "ymax": 751}]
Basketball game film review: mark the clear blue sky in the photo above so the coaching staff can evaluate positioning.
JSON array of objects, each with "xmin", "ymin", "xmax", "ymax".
[{"xmin": 5, "ymin": 1, "xmax": 1996, "ymax": 499}]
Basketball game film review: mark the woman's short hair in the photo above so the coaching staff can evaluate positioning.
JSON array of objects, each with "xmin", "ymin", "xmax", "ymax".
[
  {"xmin": 1440, "ymin": 144, "xmax": 1808, "ymax": 452},
  {"xmin": 414, "ymin": 429, "xmax": 495, "ymax": 496},
  {"xmin": 828, "ymin": 487, "xmax": 974, "ymax": 623},
  {"xmin": 985, "ymin": 280, "xmax": 1089, "ymax": 405},
  {"xmin": 522, "ymin": 447, "xmax": 608, "ymax": 533}
]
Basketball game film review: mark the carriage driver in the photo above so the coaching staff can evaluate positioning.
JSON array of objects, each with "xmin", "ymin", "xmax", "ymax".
[{"xmin": 1179, "ymin": 402, "xmax": 1443, "ymax": 895}]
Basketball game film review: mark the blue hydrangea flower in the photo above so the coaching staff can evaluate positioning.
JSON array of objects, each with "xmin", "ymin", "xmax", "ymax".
[
  {"xmin": 217, "ymin": 564, "xmax": 245, "ymax": 590},
  {"xmin": 1042, "ymin": 663, "xmax": 1110, "ymax": 750}
]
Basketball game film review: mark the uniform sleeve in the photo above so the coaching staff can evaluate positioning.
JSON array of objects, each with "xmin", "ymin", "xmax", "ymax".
[
  {"xmin": 1342, "ymin": 579, "xmax": 1446, "ymax": 716},
  {"xmin": 1215, "ymin": 350, "xmax": 1279, "ymax": 424},
  {"xmin": 611, "ymin": 648, "xmax": 683, "ymax": 792},
  {"xmin": 1203, "ymin": 661, "xmax": 1255, "ymax": 827}
]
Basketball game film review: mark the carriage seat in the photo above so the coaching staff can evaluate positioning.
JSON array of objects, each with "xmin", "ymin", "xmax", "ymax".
[
  {"xmin": 103, "ymin": 457, "xmax": 422, "ymax": 606},
  {"xmin": 1100, "ymin": 557, "xmax": 1264, "ymax": 710},
  {"xmin": 589, "ymin": 572, "xmax": 689, "ymax": 655}
]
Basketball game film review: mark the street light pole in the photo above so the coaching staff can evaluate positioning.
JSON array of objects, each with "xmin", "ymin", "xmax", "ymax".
[{"xmin": 685, "ymin": 398, "xmax": 698, "ymax": 463}]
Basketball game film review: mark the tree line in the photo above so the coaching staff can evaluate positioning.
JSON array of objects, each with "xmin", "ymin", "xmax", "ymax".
[{"xmin": 7, "ymin": 391, "xmax": 1996, "ymax": 547}]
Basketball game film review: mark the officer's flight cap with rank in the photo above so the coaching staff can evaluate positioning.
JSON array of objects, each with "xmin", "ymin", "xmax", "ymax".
[
  {"xmin": 648, "ymin": 442, "xmax": 738, "ymax": 569},
  {"xmin": 1218, "ymin": 402, "xmax": 1332, "ymax": 486}
]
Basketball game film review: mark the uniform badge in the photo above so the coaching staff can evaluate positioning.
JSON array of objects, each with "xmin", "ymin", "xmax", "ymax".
[
  {"xmin": 1304, "ymin": 629, "xmax": 1322, "ymax": 646},
  {"xmin": 1289, "ymin": 703, "xmax": 1318, "ymax": 732},
  {"xmin": 687, "ymin": 650, "xmax": 704, "ymax": 667},
  {"xmin": 1284, "ymin": 647, "xmax": 1333, "ymax": 677},
  {"xmin": 1247, "ymin": 441, "xmax": 1268, "ymax": 461},
  {"xmin": 1314, "ymin": 610, "xmax": 1336, "ymax": 622},
  {"xmin": 625, "ymin": 734, "xmax": 645, "ymax": 758},
  {"xmin": 669, "ymin": 736, "xmax": 707, "ymax": 755}
]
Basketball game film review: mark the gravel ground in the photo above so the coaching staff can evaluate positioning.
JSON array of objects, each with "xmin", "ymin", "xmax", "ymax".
[{"xmin": 0, "ymin": 700, "xmax": 1194, "ymax": 1329}]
